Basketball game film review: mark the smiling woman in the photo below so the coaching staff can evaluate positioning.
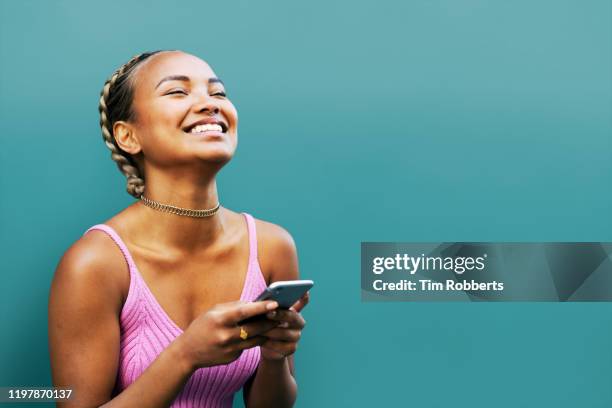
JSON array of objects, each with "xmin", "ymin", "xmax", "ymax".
[{"xmin": 48, "ymin": 50, "xmax": 309, "ymax": 408}]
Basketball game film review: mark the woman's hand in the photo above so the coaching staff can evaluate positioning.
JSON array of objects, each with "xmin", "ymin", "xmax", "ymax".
[
  {"xmin": 260, "ymin": 292, "xmax": 310, "ymax": 360},
  {"xmin": 177, "ymin": 300, "xmax": 280, "ymax": 369}
]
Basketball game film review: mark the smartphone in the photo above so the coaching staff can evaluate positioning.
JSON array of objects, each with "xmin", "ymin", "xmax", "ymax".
[{"xmin": 255, "ymin": 280, "xmax": 314, "ymax": 309}]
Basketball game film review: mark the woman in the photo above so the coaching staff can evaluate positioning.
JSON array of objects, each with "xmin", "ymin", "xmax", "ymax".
[{"xmin": 48, "ymin": 50, "xmax": 309, "ymax": 408}]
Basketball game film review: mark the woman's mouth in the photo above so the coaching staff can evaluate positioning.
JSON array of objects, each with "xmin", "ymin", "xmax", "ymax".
[
  {"xmin": 182, "ymin": 117, "xmax": 229, "ymax": 139},
  {"xmin": 185, "ymin": 123, "xmax": 228, "ymax": 139},
  {"xmin": 189, "ymin": 123, "xmax": 224, "ymax": 134}
]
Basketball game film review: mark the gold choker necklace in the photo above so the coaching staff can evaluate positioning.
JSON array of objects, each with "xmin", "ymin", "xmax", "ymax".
[{"xmin": 140, "ymin": 195, "xmax": 221, "ymax": 218}]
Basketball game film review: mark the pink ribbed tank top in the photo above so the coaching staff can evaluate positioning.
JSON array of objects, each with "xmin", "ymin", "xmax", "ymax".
[{"xmin": 84, "ymin": 213, "xmax": 268, "ymax": 408}]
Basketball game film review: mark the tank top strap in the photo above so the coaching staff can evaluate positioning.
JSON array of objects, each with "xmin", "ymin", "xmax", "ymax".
[
  {"xmin": 241, "ymin": 213, "xmax": 267, "ymax": 301},
  {"xmin": 83, "ymin": 224, "xmax": 147, "ymax": 328},
  {"xmin": 242, "ymin": 213, "xmax": 258, "ymax": 267},
  {"xmin": 84, "ymin": 224, "xmax": 138, "ymax": 277}
]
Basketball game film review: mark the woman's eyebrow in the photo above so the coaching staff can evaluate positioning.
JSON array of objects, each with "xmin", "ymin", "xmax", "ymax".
[
  {"xmin": 208, "ymin": 77, "xmax": 224, "ymax": 86},
  {"xmin": 155, "ymin": 75, "xmax": 224, "ymax": 89},
  {"xmin": 155, "ymin": 75, "xmax": 189, "ymax": 89}
]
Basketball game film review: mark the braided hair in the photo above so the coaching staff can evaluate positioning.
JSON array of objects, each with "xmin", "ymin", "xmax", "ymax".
[{"xmin": 98, "ymin": 51, "xmax": 166, "ymax": 198}]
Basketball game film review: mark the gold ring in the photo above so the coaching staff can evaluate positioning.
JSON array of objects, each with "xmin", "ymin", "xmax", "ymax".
[{"xmin": 239, "ymin": 326, "xmax": 248, "ymax": 340}]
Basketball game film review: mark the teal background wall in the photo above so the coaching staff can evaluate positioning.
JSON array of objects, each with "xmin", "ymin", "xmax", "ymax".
[{"xmin": 1, "ymin": 0, "xmax": 611, "ymax": 407}]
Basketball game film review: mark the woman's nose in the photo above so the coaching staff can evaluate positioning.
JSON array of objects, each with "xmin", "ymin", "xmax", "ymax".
[
  {"xmin": 197, "ymin": 102, "xmax": 220, "ymax": 115},
  {"xmin": 193, "ymin": 95, "xmax": 220, "ymax": 115}
]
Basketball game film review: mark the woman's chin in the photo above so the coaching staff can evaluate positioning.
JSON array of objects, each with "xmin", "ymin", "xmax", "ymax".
[{"xmin": 194, "ymin": 149, "xmax": 234, "ymax": 165}]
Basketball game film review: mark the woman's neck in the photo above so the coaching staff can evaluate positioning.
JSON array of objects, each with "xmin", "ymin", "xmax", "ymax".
[{"xmin": 126, "ymin": 171, "xmax": 231, "ymax": 255}]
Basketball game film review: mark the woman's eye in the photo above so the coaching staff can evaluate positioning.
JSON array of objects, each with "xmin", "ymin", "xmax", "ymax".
[
  {"xmin": 212, "ymin": 91, "xmax": 226, "ymax": 97},
  {"xmin": 166, "ymin": 89, "xmax": 188, "ymax": 95}
]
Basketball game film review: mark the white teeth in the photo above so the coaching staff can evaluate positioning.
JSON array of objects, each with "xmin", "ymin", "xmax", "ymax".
[{"xmin": 189, "ymin": 123, "xmax": 223, "ymax": 133}]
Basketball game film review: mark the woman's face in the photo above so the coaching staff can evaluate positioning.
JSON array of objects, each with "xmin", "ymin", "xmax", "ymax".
[{"xmin": 125, "ymin": 51, "xmax": 239, "ymax": 170}]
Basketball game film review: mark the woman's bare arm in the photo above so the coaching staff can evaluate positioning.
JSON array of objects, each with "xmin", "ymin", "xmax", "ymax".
[
  {"xmin": 243, "ymin": 222, "xmax": 306, "ymax": 408},
  {"xmin": 48, "ymin": 233, "xmax": 195, "ymax": 408}
]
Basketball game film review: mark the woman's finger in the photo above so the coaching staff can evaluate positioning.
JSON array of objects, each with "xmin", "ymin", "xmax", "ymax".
[
  {"xmin": 232, "ymin": 335, "xmax": 267, "ymax": 352},
  {"xmin": 224, "ymin": 300, "xmax": 278, "ymax": 325},
  {"xmin": 266, "ymin": 309, "xmax": 305, "ymax": 329},
  {"xmin": 238, "ymin": 318, "xmax": 279, "ymax": 339},
  {"xmin": 261, "ymin": 328, "xmax": 301, "ymax": 342},
  {"xmin": 290, "ymin": 291, "xmax": 310, "ymax": 313}
]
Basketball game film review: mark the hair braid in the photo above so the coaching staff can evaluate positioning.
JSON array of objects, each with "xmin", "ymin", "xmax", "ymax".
[{"xmin": 98, "ymin": 51, "xmax": 164, "ymax": 198}]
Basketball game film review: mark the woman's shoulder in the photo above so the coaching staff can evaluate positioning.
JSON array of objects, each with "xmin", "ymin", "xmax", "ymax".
[
  {"xmin": 252, "ymin": 216, "xmax": 296, "ymax": 251},
  {"xmin": 52, "ymin": 226, "xmax": 130, "ymax": 312},
  {"xmin": 224, "ymin": 209, "xmax": 295, "ymax": 248},
  {"xmin": 249, "ymin": 214, "xmax": 300, "ymax": 282}
]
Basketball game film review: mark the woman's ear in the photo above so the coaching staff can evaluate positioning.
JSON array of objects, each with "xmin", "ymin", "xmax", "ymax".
[{"xmin": 113, "ymin": 121, "xmax": 142, "ymax": 154}]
